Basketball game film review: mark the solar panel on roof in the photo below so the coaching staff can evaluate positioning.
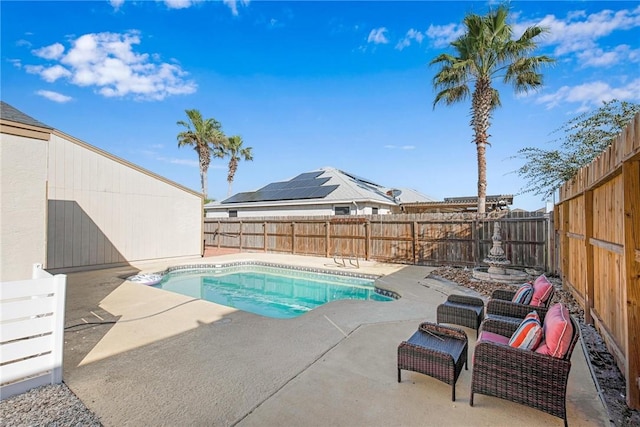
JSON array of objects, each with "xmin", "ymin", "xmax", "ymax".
[
  {"xmin": 339, "ymin": 170, "xmax": 381, "ymax": 187},
  {"xmin": 222, "ymin": 171, "xmax": 336, "ymax": 204}
]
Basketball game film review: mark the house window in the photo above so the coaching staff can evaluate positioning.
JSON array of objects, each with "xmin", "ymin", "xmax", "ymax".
[
  {"xmin": 372, "ymin": 207, "xmax": 379, "ymax": 215},
  {"xmin": 334, "ymin": 206, "xmax": 350, "ymax": 216},
  {"xmin": 229, "ymin": 210, "xmax": 238, "ymax": 218}
]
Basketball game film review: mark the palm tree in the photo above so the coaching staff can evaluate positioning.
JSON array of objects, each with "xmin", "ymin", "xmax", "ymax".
[
  {"xmin": 430, "ymin": 6, "xmax": 554, "ymax": 213},
  {"xmin": 176, "ymin": 109, "xmax": 226, "ymax": 199},
  {"xmin": 215, "ymin": 135, "xmax": 253, "ymax": 197}
]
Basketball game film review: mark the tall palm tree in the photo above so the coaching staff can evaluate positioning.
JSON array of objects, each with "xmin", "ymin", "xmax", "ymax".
[
  {"xmin": 215, "ymin": 135, "xmax": 253, "ymax": 197},
  {"xmin": 176, "ymin": 109, "xmax": 226, "ymax": 199},
  {"xmin": 430, "ymin": 6, "xmax": 554, "ymax": 213}
]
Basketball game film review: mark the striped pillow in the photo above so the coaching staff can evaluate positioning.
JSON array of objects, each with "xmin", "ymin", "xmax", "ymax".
[
  {"xmin": 508, "ymin": 311, "xmax": 543, "ymax": 350},
  {"xmin": 512, "ymin": 283, "xmax": 533, "ymax": 305}
]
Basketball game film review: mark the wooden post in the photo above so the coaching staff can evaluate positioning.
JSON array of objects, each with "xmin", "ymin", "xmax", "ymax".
[
  {"xmin": 561, "ymin": 202, "xmax": 570, "ymax": 290},
  {"xmin": 474, "ymin": 216, "xmax": 480, "ymax": 266},
  {"xmin": 239, "ymin": 221, "xmax": 243, "ymax": 251},
  {"xmin": 291, "ymin": 222, "xmax": 296, "ymax": 254},
  {"xmin": 217, "ymin": 221, "xmax": 221, "ymax": 249},
  {"xmin": 325, "ymin": 221, "xmax": 330, "ymax": 258},
  {"xmin": 263, "ymin": 222, "xmax": 268, "ymax": 253},
  {"xmin": 365, "ymin": 220, "xmax": 370, "ymax": 260},
  {"xmin": 412, "ymin": 221, "xmax": 418, "ymax": 264},
  {"xmin": 623, "ymin": 159, "xmax": 640, "ymax": 409},
  {"xmin": 584, "ymin": 190, "xmax": 594, "ymax": 324}
]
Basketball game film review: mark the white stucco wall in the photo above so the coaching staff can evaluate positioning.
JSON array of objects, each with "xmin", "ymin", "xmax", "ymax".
[
  {"xmin": 0, "ymin": 133, "xmax": 47, "ymax": 281},
  {"xmin": 205, "ymin": 203, "xmax": 393, "ymax": 218},
  {"xmin": 46, "ymin": 132, "xmax": 203, "ymax": 270}
]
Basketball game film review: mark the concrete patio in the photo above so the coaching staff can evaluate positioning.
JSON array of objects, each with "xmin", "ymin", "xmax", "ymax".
[{"xmin": 62, "ymin": 253, "xmax": 609, "ymax": 426}]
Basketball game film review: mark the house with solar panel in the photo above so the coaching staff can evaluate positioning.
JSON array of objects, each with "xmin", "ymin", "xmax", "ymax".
[{"xmin": 204, "ymin": 167, "xmax": 436, "ymax": 218}]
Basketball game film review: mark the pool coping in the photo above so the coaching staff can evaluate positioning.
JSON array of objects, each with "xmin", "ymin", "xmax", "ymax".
[{"xmin": 131, "ymin": 260, "xmax": 400, "ymax": 300}]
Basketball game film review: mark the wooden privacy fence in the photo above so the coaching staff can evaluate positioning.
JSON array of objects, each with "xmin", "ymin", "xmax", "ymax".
[
  {"xmin": 205, "ymin": 211, "xmax": 553, "ymax": 271},
  {"xmin": 1, "ymin": 265, "xmax": 67, "ymax": 400},
  {"xmin": 555, "ymin": 112, "xmax": 640, "ymax": 409}
]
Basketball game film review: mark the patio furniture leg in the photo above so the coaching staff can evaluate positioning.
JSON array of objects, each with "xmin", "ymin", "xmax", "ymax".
[
  {"xmin": 397, "ymin": 368, "xmax": 401, "ymax": 383},
  {"xmin": 470, "ymin": 392, "xmax": 474, "ymax": 406}
]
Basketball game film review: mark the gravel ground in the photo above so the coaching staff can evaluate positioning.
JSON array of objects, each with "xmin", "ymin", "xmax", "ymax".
[
  {"xmin": 428, "ymin": 266, "xmax": 640, "ymax": 427},
  {"xmin": 0, "ymin": 383, "xmax": 101, "ymax": 427}
]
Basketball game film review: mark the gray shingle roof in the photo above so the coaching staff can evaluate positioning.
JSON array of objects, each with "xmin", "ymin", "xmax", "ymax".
[
  {"xmin": 206, "ymin": 167, "xmax": 435, "ymax": 209},
  {"xmin": 0, "ymin": 101, "xmax": 52, "ymax": 129}
]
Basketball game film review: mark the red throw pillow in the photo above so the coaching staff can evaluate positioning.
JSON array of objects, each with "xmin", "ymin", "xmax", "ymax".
[
  {"xmin": 531, "ymin": 275, "xmax": 554, "ymax": 307},
  {"xmin": 536, "ymin": 303, "xmax": 574, "ymax": 358}
]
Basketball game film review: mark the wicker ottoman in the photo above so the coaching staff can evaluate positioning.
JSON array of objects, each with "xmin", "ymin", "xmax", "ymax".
[
  {"xmin": 397, "ymin": 322, "xmax": 468, "ymax": 401},
  {"xmin": 437, "ymin": 294, "xmax": 485, "ymax": 338}
]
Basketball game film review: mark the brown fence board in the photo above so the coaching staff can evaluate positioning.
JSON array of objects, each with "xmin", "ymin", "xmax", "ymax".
[
  {"xmin": 556, "ymin": 112, "xmax": 640, "ymax": 409},
  {"xmin": 204, "ymin": 212, "xmax": 552, "ymax": 270}
]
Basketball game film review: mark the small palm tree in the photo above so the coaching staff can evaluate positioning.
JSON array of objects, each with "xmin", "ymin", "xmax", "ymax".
[
  {"xmin": 215, "ymin": 135, "xmax": 253, "ymax": 197},
  {"xmin": 430, "ymin": 5, "xmax": 554, "ymax": 213},
  {"xmin": 177, "ymin": 109, "xmax": 226, "ymax": 199}
]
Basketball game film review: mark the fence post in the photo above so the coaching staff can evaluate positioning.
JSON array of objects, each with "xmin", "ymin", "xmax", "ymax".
[
  {"xmin": 365, "ymin": 220, "xmax": 370, "ymax": 260},
  {"xmin": 325, "ymin": 221, "xmax": 330, "ymax": 258},
  {"xmin": 474, "ymin": 215, "xmax": 480, "ymax": 266},
  {"xmin": 52, "ymin": 274, "xmax": 67, "ymax": 384},
  {"xmin": 239, "ymin": 221, "xmax": 243, "ymax": 251},
  {"xmin": 217, "ymin": 221, "xmax": 221, "ymax": 249},
  {"xmin": 584, "ymin": 190, "xmax": 594, "ymax": 324},
  {"xmin": 412, "ymin": 221, "xmax": 418, "ymax": 264},
  {"xmin": 623, "ymin": 159, "xmax": 640, "ymax": 410},
  {"xmin": 291, "ymin": 222, "xmax": 296, "ymax": 254},
  {"xmin": 263, "ymin": 222, "xmax": 268, "ymax": 253}
]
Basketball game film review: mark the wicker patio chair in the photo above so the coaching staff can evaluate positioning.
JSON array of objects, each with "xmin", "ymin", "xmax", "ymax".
[
  {"xmin": 485, "ymin": 287, "xmax": 554, "ymax": 326},
  {"xmin": 436, "ymin": 294, "xmax": 485, "ymax": 337},
  {"xmin": 470, "ymin": 315, "xmax": 580, "ymax": 427}
]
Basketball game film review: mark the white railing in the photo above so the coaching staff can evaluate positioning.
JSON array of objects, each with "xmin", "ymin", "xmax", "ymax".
[{"xmin": 0, "ymin": 264, "xmax": 67, "ymax": 400}]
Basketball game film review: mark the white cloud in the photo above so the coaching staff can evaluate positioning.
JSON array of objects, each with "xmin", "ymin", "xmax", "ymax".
[
  {"xmin": 367, "ymin": 28, "xmax": 389, "ymax": 44},
  {"xmin": 36, "ymin": 90, "xmax": 72, "ymax": 103},
  {"xmin": 425, "ymin": 23, "xmax": 465, "ymax": 48},
  {"xmin": 536, "ymin": 78, "xmax": 640, "ymax": 110},
  {"xmin": 25, "ymin": 31, "xmax": 197, "ymax": 101},
  {"xmin": 16, "ymin": 39, "xmax": 31, "ymax": 48},
  {"xmin": 8, "ymin": 58, "xmax": 22, "ymax": 68},
  {"xmin": 577, "ymin": 45, "xmax": 640, "ymax": 68},
  {"xmin": 109, "ymin": 0, "xmax": 125, "ymax": 10},
  {"xmin": 32, "ymin": 42, "xmax": 65, "ymax": 60},
  {"xmin": 158, "ymin": 157, "xmax": 199, "ymax": 167},
  {"xmin": 223, "ymin": 0, "xmax": 250, "ymax": 16},
  {"xmin": 515, "ymin": 6, "xmax": 640, "ymax": 64},
  {"xmin": 164, "ymin": 0, "xmax": 196, "ymax": 9},
  {"xmin": 41, "ymin": 64, "xmax": 72, "ymax": 82},
  {"xmin": 395, "ymin": 29, "xmax": 424, "ymax": 51}
]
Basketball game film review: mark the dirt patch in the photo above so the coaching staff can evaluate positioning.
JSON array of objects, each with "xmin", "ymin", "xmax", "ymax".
[{"xmin": 428, "ymin": 266, "xmax": 640, "ymax": 427}]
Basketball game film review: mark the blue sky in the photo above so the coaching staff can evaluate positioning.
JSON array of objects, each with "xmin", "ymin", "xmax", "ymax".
[{"xmin": 2, "ymin": 1, "xmax": 639, "ymax": 211}]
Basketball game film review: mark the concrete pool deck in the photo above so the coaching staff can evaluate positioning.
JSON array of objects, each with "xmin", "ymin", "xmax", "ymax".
[{"xmin": 62, "ymin": 253, "xmax": 609, "ymax": 426}]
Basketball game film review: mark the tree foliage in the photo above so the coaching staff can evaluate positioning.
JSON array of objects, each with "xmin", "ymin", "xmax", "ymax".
[
  {"xmin": 176, "ymin": 109, "xmax": 226, "ymax": 199},
  {"xmin": 430, "ymin": 5, "xmax": 553, "ymax": 213},
  {"xmin": 214, "ymin": 135, "xmax": 254, "ymax": 197},
  {"xmin": 514, "ymin": 100, "xmax": 640, "ymax": 199}
]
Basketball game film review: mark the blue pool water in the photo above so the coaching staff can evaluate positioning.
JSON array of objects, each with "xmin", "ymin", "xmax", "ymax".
[{"xmin": 154, "ymin": 264, "xmax": 393, "ymax": 319}]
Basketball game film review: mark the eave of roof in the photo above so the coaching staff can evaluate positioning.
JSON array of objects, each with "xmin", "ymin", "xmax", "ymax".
[{"xmin": 0, "ymin": 101, "xmax": 52, "ymax": 129}]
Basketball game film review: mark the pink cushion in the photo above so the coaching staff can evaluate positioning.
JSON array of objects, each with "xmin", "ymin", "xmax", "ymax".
[
  {"xmin": 531, "ymin": 275, "xmax": 554, "ymax": 306},
  {"xmin": 537, "ymin": 303, "xmax": 574, "ymax": 358},
  {"xmin": 508, "ymin": 311, "xmax": 543, "ymax": 350},
  {"xmin": 478, "ymin": 331, "xmax": 510, "ymax": 345}
]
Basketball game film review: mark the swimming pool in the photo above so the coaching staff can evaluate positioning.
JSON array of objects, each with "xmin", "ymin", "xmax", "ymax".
[{"xmin": 153, "ymin": 262, "xmax": 395, "ymax": 319}]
